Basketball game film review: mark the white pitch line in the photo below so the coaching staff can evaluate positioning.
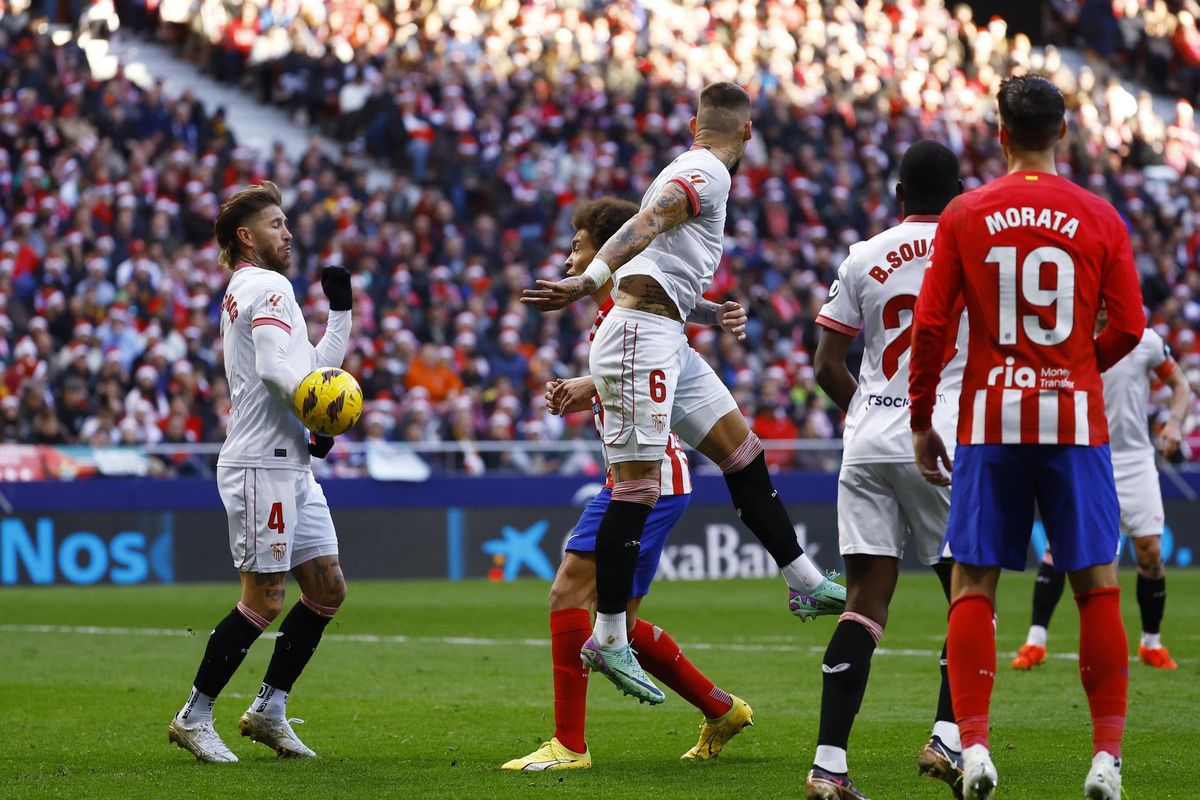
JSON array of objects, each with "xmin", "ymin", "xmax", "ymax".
[{"xmin": 0, "ymin": 623, "xmax": 1082, "ymax": 660}]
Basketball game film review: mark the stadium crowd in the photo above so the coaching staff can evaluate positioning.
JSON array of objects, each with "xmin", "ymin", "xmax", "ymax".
[{"xmin": 1, "ymin": 1, "xmax": 1199, "ymax": 476}]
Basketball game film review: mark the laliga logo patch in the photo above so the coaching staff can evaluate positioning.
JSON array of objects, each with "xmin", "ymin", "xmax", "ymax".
[
  {"xmin": 326, "ymin": 391, "xmax": 346, "ymax": 422},
  {"xmin": 270, "ymin": 542, "xmax": 287, "ymax": 562},
  {"xmin": 301, "ymin": 387, "xmax": 319, "ymax": 416}
]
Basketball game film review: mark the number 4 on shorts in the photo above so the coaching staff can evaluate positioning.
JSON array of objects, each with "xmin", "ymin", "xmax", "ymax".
[{"xmin": 267, "ymin": 502, "xmax": 285, "ymax": 534}]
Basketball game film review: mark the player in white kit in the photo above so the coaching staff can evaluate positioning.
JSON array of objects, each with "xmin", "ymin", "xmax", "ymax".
[
  {"xmin": 523, "ymin": 83, "xmax": 844, "ymax": 704},
  {"xmin": 168, "ymin": 181, "xmax": 353, "ymax": 762},
  {"xmin": 1013, "ymin": 314, "xmax": 1191, "ymax": 672},
  {"xmin": 804, "ymin": 141, "xmax": 968, "ymax": 800}
]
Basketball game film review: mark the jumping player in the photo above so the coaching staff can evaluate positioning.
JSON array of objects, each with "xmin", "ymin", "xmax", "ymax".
[
  {"xmin": 1013, "ymin": 310, "xmax": 1191, "ymax": 671},
  {"xmin": 805, "ymin": 141, "xmax": 966, "ymax": 800},
  {"xmin": 168, "ymin": 181, "xmax": 353, "ymax": 762},
  {"xmin": 909, "ymin": 76, "xmax": 1145, "ymax": 800},
  {"xmin": 502, "ymin": 198, "xmax": 752, "ymax": 771},
  {"xmin": 522, "ymin": 82, "xmax": 844, "ymax": 704}
]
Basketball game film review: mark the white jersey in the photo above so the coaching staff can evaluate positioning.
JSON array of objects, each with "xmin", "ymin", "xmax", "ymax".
[
  {"xmin": 817, "ymin": 218, "xmax": 967, "ymax": 465},
  {"xmin": 617, "ymin": 147, "xmax": 730, "ymax": 319},
  {"xmin": 1103, "ymin": 328, "xmax": 1174, "ymax": 466},
  {"xmin": 217, "ymin": 266, "xmax": 324, "ymax": 471}
]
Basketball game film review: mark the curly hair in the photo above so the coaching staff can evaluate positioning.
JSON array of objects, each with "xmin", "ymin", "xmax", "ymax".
[{"xmin": 570, "ymin": 197, "xmax": 639, "ymax": 248}]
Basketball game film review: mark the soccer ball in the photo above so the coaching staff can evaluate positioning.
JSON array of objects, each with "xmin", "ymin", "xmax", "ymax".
[{"xmin": 293, "ymin": 367, "xmax": 363, "ymax": 436}]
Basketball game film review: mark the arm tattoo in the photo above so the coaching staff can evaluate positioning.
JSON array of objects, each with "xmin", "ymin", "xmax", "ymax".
[
  {"xmin": 687, "ymin": 299, "xmax": 720, "ymax": 326},
  {"xmin": 595, "ymin": 182, "xmax": 693, "ymax": 270}
]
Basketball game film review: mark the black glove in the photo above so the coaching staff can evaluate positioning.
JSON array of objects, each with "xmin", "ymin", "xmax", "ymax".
[
  {"xmin": 321, "ymin": 266, "xmax": 353, "ymax": 311},
  {"xmin": 308, "ymin": 434, "xmax": 334, "ymax": 459}
]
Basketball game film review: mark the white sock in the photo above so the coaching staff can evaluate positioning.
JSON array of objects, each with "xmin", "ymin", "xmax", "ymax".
[
  {"xmin": 1025, "ymin": 625, "xmax": 1047, "ymax": 648},
  {"xmin": 593, "ymin": 612, "xmax": 628, "ymax": 650},
  {"xmin": 177, "ymin": 686, "xmax": 214, "ymax": 727},
  {"xmin": 932, "ymin": 720, "xmax": 961, "ymax": 752},
  {"xmin": 1141, "ymin": 632, "xmax": 1162, "ymax": 649},
  {"xmin": 782, "ymin": 554, "xmax": 825, "ymax": 592},
  {"xmin": 814, "ymin": 744, "xmax": 848, "ymax": 774},
  {"xmin": 248, "ymin": 682, "xmax": 288, "ymax": 717}
]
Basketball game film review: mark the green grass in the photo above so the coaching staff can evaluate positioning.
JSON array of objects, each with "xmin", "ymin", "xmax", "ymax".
[{"xmin": 0, "ymin": 572, "xmax": 1197, "ymax": 799}]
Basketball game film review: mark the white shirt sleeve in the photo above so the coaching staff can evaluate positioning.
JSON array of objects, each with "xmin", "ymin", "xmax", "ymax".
[
  {"xmin": 249, "ymin": 285, "xmax": 305, "ymax": 408},
  {"xmin": 815, "ymin": 252, "xmax": 862, "ymax": 335},
  {"xmin": 314, "ymin": 310, "xmax": 352, "ymax": 368},
  {"xmin": 666, "ymin": 157, "xmax": 730, "ymax": 219}
]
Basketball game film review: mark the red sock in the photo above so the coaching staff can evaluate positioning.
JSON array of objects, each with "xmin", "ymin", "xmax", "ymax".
[
  {"xmin": 630, "ymin": 619, "xmax": 733, "ymax": 719},
  {"xmin": 947, "ymin": 593, "xmax": 996, "ymax": 750},
  {"xmin": 550, "ymin": 609, "xmax": 591, "ymax": 753},
  {"xmin": 1076, "ymin": 587, "xmax": 1128, "ymax": 758}
]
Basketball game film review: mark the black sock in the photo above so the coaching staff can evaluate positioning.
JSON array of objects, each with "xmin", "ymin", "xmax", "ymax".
[
  {"xmin": 192, "ymin": 607, "xmax": 264, "ymax": 698},
  {"xmin": 817, "ymin": 619, "xmax": 876, "ymax": 752},
  {"xmin": 935, "ymin": 641, "xmax": 954, "ymax": 726},
  {"xmin": 1031, "ymin": 561, "xmax": 1065, "ymax": 629},
  {"xmin": 594, "ymin": 499, "xmax": 653, "ymax": 615},
  {"xmin": 261, "ymin": 601, "xmax": 333, "ymax": 695},
  {"xmin": 1136, "ymin": 574, "xmax": 1166, "ymax": 636},
  {"xmin": 723, "ymin": 452, "xmax": 803, "ymax": 566}
]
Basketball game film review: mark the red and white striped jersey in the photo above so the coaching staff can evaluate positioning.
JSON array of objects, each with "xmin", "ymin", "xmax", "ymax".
[
  {"xmin": 589, "ymin": 298, "xmax": 692, "ymax": 495},
  {"xmin": 910, "ymin": 171, "xmax": 1145, "ymax": 446}
]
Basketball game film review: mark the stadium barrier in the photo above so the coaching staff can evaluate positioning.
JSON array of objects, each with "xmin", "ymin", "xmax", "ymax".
[{"xmin": 1, "ymin": 470, "xmax": 1197, "ymax": 586}]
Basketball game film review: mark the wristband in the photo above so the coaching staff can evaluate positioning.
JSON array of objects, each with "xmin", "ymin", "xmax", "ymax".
[{"xmin": 582, "ymin": 258, "xmax": 612, "ymax": 289}]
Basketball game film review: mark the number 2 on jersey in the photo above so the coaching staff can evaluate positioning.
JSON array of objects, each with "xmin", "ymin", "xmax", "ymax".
[
  {"xmin": 985, "ymin": 246, "xmax": 1075, "ymax": 346},
  {"xmin": 267, "ymin": 502, "xmax": 285, "ymax": 535},
  {"xmin": 881, "ymin": 294, "xmax": 917, "ymax": 380}
]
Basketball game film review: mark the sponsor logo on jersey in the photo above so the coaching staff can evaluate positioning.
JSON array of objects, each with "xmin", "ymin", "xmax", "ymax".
[{"xmin": 986, "ymin": 356, "xmax": 1036, "ymax": 388}]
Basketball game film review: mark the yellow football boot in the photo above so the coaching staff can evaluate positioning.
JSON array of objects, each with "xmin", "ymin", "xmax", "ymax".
[
  {"xmin": 501, "ymin": 737, "xmax": 592, "ymax": 771},
  {"xmin": 681, "ymin": 695, "xmax": 754, "ymax": 760}
]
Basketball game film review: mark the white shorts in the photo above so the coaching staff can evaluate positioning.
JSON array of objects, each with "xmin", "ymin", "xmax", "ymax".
[
  {"xmin": 1113, "ymin": 458, "xmax": 1165, "ymax": 538},
  {"xmin": 838, "ymin": 462, "xmax": 951, "ymax": 566},
  {"xmin": 589, "ymin": 306, "xmax": 737, "ymax": 463},
  {"xmin": 217, "ymin": 467, "xmax": 338, "ymax": 573}
]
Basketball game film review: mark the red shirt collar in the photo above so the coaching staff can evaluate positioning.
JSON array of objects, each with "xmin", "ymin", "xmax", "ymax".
[{"xmin": 598, "ymin": 296, "xmax": 615, "ymax": 315}]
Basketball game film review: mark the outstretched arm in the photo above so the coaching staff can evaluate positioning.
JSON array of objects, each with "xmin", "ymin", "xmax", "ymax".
[{"xmin": 521, "ymin": 181, "xmax": 694, "ymax": 312}]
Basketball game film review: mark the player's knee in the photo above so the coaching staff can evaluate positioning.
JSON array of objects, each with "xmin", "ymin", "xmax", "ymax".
[
  {"xmin": 839, "ymin": 611, "xmax": 885, "ymax": 644},
  {"xmin": 312, "ymin": 581, "xmax": 347, "ymax": 610},
  {"xmin": 716, "ymin": 431, "xmax": 763, "ymax": 474},
  {"xmin": 611, "ymin": 478, "xmax": 661, "ymax": 508},
  {"xmin": 1134, "ymin": 538, "xmax": 1164, "ymax": 576},
  {"xmin": 256, "ymin": 595, "xmax": 286, "ymax": 622}
]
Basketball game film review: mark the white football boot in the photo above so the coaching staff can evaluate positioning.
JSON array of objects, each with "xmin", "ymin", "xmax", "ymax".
[
  {"xmin": 168, "ymin": 717, "xmax": 238, "ymax": 763},
  {"xmin": 239, "ymin": 710, "xmax": 317, "ymax": 757},
  {"xmin": 1084, "ymin": 751, "xmax": 1121, "ymax": 800},
  {"xmin": 961, "ymin": 744, "xmax": 998, "ymax": 800}
]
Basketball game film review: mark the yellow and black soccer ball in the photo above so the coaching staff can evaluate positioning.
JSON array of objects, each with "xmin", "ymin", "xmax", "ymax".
[{"xmin": 293, "ymin": 367, "xmax": 363, "ymax": 436}]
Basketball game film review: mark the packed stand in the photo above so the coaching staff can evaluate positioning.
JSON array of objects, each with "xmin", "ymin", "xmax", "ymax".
[
  {"xmin": 0, "ymin": 2, "xmax": 1198, "ymax": 479},
  {"xmin": 1047, "ymin": 0, "xmax": 1200, "ymax": 103}
]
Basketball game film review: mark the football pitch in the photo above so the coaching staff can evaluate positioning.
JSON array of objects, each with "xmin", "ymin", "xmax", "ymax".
[{"xmin": 1, "ymin": 572, "xmax": 1196, "ymax": 799}]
